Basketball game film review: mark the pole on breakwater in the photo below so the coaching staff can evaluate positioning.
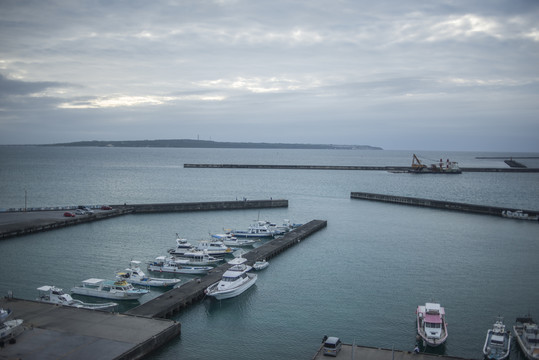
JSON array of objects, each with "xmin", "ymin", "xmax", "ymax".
[{"xmin": 350, "ymin": 192, "xmax": 539, "ymax": 219}]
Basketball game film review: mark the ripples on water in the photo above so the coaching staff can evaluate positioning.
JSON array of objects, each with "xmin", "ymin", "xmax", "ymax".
[{"xmin": 0, "ymin": 146, "xmax": 538, "ymax": 360}]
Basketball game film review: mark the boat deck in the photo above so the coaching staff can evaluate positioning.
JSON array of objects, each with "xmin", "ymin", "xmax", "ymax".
[{"xmin": 0, "ymin": 297, "xmax": 180, "ymax": 360}]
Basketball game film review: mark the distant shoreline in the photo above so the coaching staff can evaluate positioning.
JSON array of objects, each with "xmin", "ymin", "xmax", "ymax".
[{"xmin": 37, "ymin": 139, "xmax": 383, "ymax": 150}]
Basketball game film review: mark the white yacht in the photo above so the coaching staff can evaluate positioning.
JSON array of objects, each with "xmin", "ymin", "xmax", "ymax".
[
  {"xmin": 416, "ymin": 302, "xmax": 448, "ymax": 347},
  {"xmin": 0, "ymin": 319, "xmax": 24, "ymax": 340},
  {"xmin": 483, "ymin": 317, "xmax": 511, "ymax": 360},
  {"xmin": 514, "ymin": 316, "xmax": 539, "ymax": 360},
  {"xmin": 205, "ymin": 257, "xmax": 257, "ymax": 300},
  {"xmin": 230, "ymin": 220, "xmax": 277, "ymax": 238},
  {"xmin": 167, "ymin": 235, "xmax": 194, "ymax": 256},
  {"xmin": 211, "ymin": 233, "xmax": 257, "ymax": 247},
  {"xmin": 71, "ymin": 278, "xmax": 149, "ymax": 300},
  {"xmin": 37, "ymin": 285, "xmax": 117, "ymax": 310},
  {"xmin": 116, "ymin": 260, "xmax": 181, "ymax": 288},
  {"xmin": 177, "ymin": 250, "xmax": 224, "ymax": 266},
  {"xmin": 147, "ymin": 256, "xmax": 213, "ymax": 274},
  {"xmin": 193, "ymin": 239, "xmax": 233, "ymax": 257},
  {"xmin": 0, "ymin": 307, "xmax": 12, "ymax": 322}
]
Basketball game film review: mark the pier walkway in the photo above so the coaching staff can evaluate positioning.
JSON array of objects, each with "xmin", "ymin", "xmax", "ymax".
[
  {"xmin": 0, "ymin": 199, "xmax": 287, "ymax": 239},
  {"xmin": 351, "ymin": 192, "xmax": 539, "ymax": 219},
  {"xmin": 312, "ymin": 343, "xmax": 475, "ymax": 360},
  {"xmin": 125, "ymin": 219, "xmax": 327, "ymax": 318}
]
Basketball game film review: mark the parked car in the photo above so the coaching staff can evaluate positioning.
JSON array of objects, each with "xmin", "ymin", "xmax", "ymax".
[
  {"xmin": 322, "ymin": 336, "xmax": 342, "ymax": 357},
  {"xmin": 63, "ymin": 212, "xmax": 76, "ymax": 217},
  {"xmin": 74, "ymin": 209, "xmax": 86, "ymax": 215},
  {"xmin": 101, "ymin": 205, "xmax": 112, "ymax": 210}
]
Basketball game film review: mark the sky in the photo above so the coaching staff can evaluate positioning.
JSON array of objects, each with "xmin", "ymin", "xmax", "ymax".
[{"xmin": 1, "ymin": 0, "xmax": 538, "ymax": 152}]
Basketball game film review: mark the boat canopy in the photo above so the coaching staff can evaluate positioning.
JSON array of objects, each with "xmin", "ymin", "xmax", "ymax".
[
  {"xmin": 82, "ymin": 278, "xmax": 104, "ymax": 284},
  {"xmin": 424, "ymin": 314, "xmax": 443, "ymax": 324},
  {"xmin": 37, "ymin": 285, "xmax": 55, "ymax": 292}
]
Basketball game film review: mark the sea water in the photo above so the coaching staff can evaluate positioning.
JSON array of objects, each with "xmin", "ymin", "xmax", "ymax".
[{"xmin": 0, "ymin": 146, "xmax": 538, "ymax": 360}]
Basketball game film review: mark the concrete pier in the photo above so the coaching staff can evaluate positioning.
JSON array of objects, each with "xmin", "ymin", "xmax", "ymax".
[
  {"xmin": 184, "ymin": 163, "xmax": 539, "ymax": 172},
  {"xmin": 312, "ymin": 343, "xmax": 475, "ymax": 360},
  {"xmin": 0, "ymin": 199, "xmax": 288, "ymax": 239},
  {"xmin": 0, "ymin": 297, "xmax": 181, "ymax": 360},
  {"xmin": 351, "ymin": 192, "xmax": 539, "ymax": 219},
  {"xmin": 125, "ymin": 219, "xmax": 327, "ymax": 318}
]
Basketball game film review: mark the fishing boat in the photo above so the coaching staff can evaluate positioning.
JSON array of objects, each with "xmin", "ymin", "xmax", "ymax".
[
  {"xmin": 37, "ymin": 285, "xmax": 117, "ymax": 310},
  {"xmin": 147, "ymin": 256, "xmax": 213, "ymax": 274},
  {"xmin": 205, "ymin": 256, "xmax": 257, "ymax": 300},
  {"xmin": 0, "ymin": 307, "xmax": 12, "ymax": 322},
  {"xmin": 71, "ymin": 278, "xmax": 149, "ymax": 300},
  {"xmin": 416, "ymin": 302, "xmax": 448, "ymax": 347},
  {"xmin": 253, "ymin": 259, "xmax": 269, "ymax": 270},
  {"xmin": 483, "ymin": 317, "xmax": 511, "ymax": 360},
  {"xmin": 167, "ymin": 235, "xmax": 195, "ymax": 256},
  {"xmin": 409, "ymin": 154, "xmax": 462, "ymax": 174},
  {"xmin": 176, "ymin": 250, "xmax": 223, "ymax": 266},
  {"xmin": 211, "ymin": 233, "xmax": 257, "ymax": 247},
  {"xmin": 0, "ymin": 319, "xmax": 24, "ymax": 340},
  {"xmin": 116, "ymin": 260, "xmax": 181, "ymax": 288},
  {"xmin": 513, "ymin": 316, "xmax": 539, "ymax": 360}
]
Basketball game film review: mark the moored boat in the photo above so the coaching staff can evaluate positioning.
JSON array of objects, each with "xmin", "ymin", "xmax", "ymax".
[
  {"xmin": 416, "ymin": 302, "xmax": 448, "ymax": 347},
  {"xmin": 253, "ymin": 259, "xmax": 269, "ymax": 271},
  {"xmin": 409, "ymin": 154, "xmax": 462, "ymax": 174},
  {"xmin": 168, "ymin": 235, "xmax": 195, "ymax": 256},
  {"xmin": 205, "ymin": 256, "xmax": 257, "ymax": 300},
  {"xmin": 230, "ymin": 220, "xmax": 277, "ymax": 238},
  {"xmin": 211, "ymin": 233, "xmax": 257, "ymax": 247},
  {"xmin": 71, "ymin": 278, "xmax": 149, "ymax": 300},
  {"xmin": 501, "ymin": 210, "xmax": 539, "ymax": 221},
  {"xmin": 178, "ymin": 250, "xmax": 224, "ymax": 266},
  {"xmin": 193, "ymin": 239, "xmax": 233, "ymax": 257},
  {"xmin": 116, "ymin": 260, "xmax": 181, "ymax": 288},
  {"xmin": 0, "ymin": 307, "xmax": 12, "ymax": 322},
  {"xmin": 147, "ymin": 256, "xmax": 213, "ymax": 274},
  {"xmin": 37, "ymin": 285, "xmax": 117, "ymax": 310},
  {"xmin": 513, "ymin": 316, "xmax": 539, "ymax": 360},
  {"xmin": 483, "ymin": 317, "xmax": 511, "ymax": 360},
  {"xmin": 0, "ymin": 319, "xmax": 24, "ymax": 340}
]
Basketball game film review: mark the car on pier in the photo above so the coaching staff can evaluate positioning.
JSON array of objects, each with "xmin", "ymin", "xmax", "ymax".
[
  {"xmin": 63, "ymin": 212, "xmax": 76, "ymax": 217},
  {"xmin": 322, "ymin": 336, "xmax": 342, "ymax": 357}
]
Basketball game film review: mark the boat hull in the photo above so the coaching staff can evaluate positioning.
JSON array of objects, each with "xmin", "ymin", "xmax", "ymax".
[
  {"xmin": 71, "ymin": 288, "xmax": 146, "ymax": 300},
  {"xmin": 148, "ymin": 264, "xmax": 211, "ymax": 274},
  {"xmin": 514, "ymin": 323, "xmax": 539, "ymax": 360},
  {"xmin": 483, "ymin": 329, "xmax": 511, "ymax": 360},
  {"xmin": 206, "ymin": 273, "xmax": 257, "ymax": 300}
]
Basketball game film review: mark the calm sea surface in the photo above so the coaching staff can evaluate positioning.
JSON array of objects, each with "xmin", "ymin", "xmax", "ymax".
[{"xmin": 1, "ymin": 146, "xmax": 538, "ymax": 360}]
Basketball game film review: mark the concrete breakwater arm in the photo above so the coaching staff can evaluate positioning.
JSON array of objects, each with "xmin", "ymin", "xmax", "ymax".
[
  {"xmin": 184, "ymin": 164, "xmax": 539, "ymax": 172},
  {"xmin": 350, "ymin": 192, "xmax": 539, "ymax": 219}
]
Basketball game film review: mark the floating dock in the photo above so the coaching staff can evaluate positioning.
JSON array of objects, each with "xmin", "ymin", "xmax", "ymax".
[
  {"xmin": 184, "ymin": 163, "xmax": 539, "ymax": 172},
  {"xmin": 0, "ymin": 199, "xmax": 287, "ymax": 239},
  {"xmin": 311, "ymin": 343, "xmax": 475, "ymax": 360},
  {"xmin": 350, "ymin": 192, "xmax": 539, "ymax": 219},
  {"xmin": 125, "ymin": 219, "xmax": 327, "ymax": 318},
  {"xmin": 0, "ymin": 297, "xmax": 180, "ymax": 360}
]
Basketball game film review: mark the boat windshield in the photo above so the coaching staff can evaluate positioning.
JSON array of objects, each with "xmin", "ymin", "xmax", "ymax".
[
  {"xmin": 425, "ymin": 322, "xmax": 442, "ymax": 328},
  {"xmin": 222, "ymin": 275, "xmax": 239, "ymax": 282}
]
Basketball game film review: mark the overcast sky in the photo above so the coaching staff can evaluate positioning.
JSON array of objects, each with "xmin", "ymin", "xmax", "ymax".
[{"xmin": 1, "ymin": 1, "xmax": 538, "ymax": 151}]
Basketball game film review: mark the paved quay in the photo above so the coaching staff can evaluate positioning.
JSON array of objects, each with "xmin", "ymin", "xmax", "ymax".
[
  {"xmin": 0, "ymin": 297, "xmax": 181, "ymax": 360},
  {"xmin": 311, "ymin": 344, "xmax": 475, "ymax": 360}
]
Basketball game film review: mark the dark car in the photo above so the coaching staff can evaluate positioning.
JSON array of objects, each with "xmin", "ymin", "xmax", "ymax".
[{"xmin": 63, "ymin": 212, "xmax": 76, "ymax": 217}]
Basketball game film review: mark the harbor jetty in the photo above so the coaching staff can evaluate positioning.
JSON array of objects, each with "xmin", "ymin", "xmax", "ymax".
[
  {"xmin": 350, "ymin": 192, "xmax": 539, "ymax": 219},
  {"xmin": 0, "ymin": 199, "xmax": 287, "ymax": 239},
  {"xmin": 311, "ymin": 342, "xmax": 475, "ymax": 360},
  {"xmin": 125, "ymin": 219, "xmax": 327, "ymax": 318},
  {"xmin": 184, "ymin": 163, "xmax": 539, "ymax": 172}
]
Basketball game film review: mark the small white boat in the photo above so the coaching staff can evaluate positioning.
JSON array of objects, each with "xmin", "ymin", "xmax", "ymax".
[
  {"xmin": 116, "ymin": 260, "xmax": 181, "ymax": 288},
  {"xmin": 0, "ymin": 319, "xmax": 24, "ymax": 340},
  {"xmin": 0, "ymin": 307, "xmax": 12, "ymax": 322},
  {"xmin": 193, "ymin": 239, "xmax": 233, "ymax": 257},
  {"xmin": 230, "ymin": 220, "xmax": 277, "ymax": 238},
  {"xmin": 253, "ymin": 259, "xmax": 269, "ymax": 271},
  {"xmin": 177, "ymin": 250, "xmax": 224, "ymax": 266},
  {"xmin": 205, "ymin": 256, "xmax": 257, "ymax": 300},
  {"xmin": 167, "ymin": 235, "xmax": 195, "ymax": 256},
  {"xmin": 37, "ymin": 285, "xmax": 117, "ymax": 310},
  {"xmin": 71, "ymin": 278, "xmax": 149, "ymax": 300},
  {"xmin": 416, "ymin": 302, "xmax": 448, "ymax": 347},
  {"xmin": 211, "ymin": 233, "xmax": 257, "ymax": 247},
  {"xmin": 483, "ymin": 317, "xmax": 511, "ymax": 360},
  {"xmin": 148, "ymin": 256, "xmax": 213, "ymax": 274},
  {"xmin": 501, "ymin": 210, "xmax": 539, "ymax": 221},
  {"xmin": 513, "ymin": 316, "xmax": 539, "ymax": 360}
]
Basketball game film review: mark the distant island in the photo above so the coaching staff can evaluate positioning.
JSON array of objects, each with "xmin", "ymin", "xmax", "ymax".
[{"xmin": 43, "ymin": 139, "xmax": 382, "ymax": 150}]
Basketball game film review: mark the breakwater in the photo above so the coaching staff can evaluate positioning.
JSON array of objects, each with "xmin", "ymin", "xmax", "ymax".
[
  {"xmin": 350, "ymin": 192, "xmax": 539, "ymax": 219},
  {"xmin": 125, "ymin": 219, "xmax": 327, "ymax": 318},
  {"xmin": 184, "ymin": 164, "xmax": 539, "ymax": 172},
  {"xmin": 0, "ymin": 199, "xmax": 287, "ymax": 239}
]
